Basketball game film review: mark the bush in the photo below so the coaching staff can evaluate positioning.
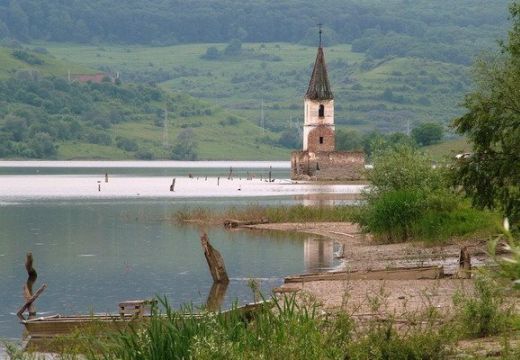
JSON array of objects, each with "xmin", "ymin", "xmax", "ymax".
[
  {"xmin": 346, "ymin": 323, "xmax": 450, "ymax": 360},
  {"xmin": 412, "ymin": 205, "xmax": 500, "ymax": 243},
  {"xmin": 367, "ymin": 144, "xmax": 446, "ymax": 197},
  {"xmin": 135, "ymin": 149, "xmax": 154, "ymax": 160},
  {"xmin": 453, "ymin": 277, "xmax": 511, "ymax": 338},
  {"xmin": 411, "ymin": 122, "xmax": 444, "ymax": 146},
  {"xmin": 359, "ymin": 144, "xmax": 498, "ymax": 243},
  {"xmin": 11, "ymin": 49, "xmax": 44, "ymax": 65},
  {"xmin": 116, "ymin": 137, "xmax": 139, "ymax": 152},
  {"xmin": 360, "ymin": 189, "xmax": 425, "ymax": 242}
]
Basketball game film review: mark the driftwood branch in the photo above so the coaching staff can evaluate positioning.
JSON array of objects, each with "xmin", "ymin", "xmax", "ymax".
[
  {"xmin": 201, "ymin": 233, "xmax": 229, "ymax": 284},
  {"xmin": 17, "ymin": 284, "xmax": 47, "ymax": 320},
  {"xmin": 224, "ymin": 218, "xmax": 269, "ymax": 229}
]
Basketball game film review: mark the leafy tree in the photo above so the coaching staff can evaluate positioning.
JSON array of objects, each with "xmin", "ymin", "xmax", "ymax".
[
  {"xmin": 202, "ymin": 46, "xmax": 221, "ymax": 60},
  {"xmin": 2, "ymin": 114, "xmax": 27, "ymax": 141},
  {"xmin": 28, "ymin": 132, "xmax": 56, "ymax": 158},
  {"xmin": 336, "ymin": 129, "xmax": 363, "ymax": 151},
  {"xmin": 171, "ymin": 128, "xmax": 198, "ymax": 160},
  {"xmin": 453, "ymin": 2, "xmax": 520, "ymax": 230},
  {"xmin": 411, "ymin": 122, "xmax": 443, "ymax": 146},
  {"xmin": 278, "ymin": 129, "xmax": 301, "ymax": 149}
]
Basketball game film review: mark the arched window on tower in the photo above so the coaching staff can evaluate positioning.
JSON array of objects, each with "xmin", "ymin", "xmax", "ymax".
[{"xmin": 318, "ymin": 104, "xmax": 324, "ymax": 118}]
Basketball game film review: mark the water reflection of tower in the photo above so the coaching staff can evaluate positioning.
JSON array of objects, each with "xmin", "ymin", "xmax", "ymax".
[{"xmin": 304, "ymin": 238, "xmax": 333, "ymax": 272}]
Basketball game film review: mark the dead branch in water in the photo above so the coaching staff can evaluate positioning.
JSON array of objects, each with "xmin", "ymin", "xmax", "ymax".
[{"xmin": 17, "ymin": 284, "xmax": 47, "ymax": 321}]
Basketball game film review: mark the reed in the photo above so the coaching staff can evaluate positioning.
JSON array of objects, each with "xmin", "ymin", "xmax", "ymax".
[{"xmin": 174, "ymin": 204, "xmax": 360, "ymax": 225}]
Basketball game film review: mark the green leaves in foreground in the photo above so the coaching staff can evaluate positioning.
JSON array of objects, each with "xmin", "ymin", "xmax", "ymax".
[{"xmin": 85, "ymin": 295, "xmax": 456, "ymax": 360}]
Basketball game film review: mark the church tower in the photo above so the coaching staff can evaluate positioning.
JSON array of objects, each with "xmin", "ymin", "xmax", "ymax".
[
  {"xmin": 303, "ymin": 45, "xmax": 335, "ymax": 152},
  {"xmin": 291, "ymin": 26, "xmax": 364, "ymax": 181}
]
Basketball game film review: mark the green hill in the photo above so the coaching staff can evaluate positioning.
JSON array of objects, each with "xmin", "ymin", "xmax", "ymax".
[
  {"xmin": 0, "ymin": 46, "xmax": 288, "ymax": 160},
  {"xmin": 43, "ymin": 42, "xmax": 472, "ymax": 134}
]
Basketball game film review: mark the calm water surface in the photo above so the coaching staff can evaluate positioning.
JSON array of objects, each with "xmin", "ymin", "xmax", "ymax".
[{"xmin": 0, "ymin": 161, "xmax": 362, "ymax": 345}]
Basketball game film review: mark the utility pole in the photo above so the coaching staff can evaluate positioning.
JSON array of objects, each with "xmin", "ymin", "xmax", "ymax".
[
  {"xmin": 163, "ymin": 107, "xmax": 169, "ymax": 147},
  {"xmin": 261, "ymin": 98, "xmax": 265, "ymax": 134}
]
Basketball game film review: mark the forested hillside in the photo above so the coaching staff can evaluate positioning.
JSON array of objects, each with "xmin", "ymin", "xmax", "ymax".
[
  {"xmin": 0, "ymin": 48, "xmax": 287, "ymax": 160},
  {"xmin": 0, "ymin": 1, "xmax": 513, "ymax": 159},
  {"xmin": 0, "ymin": 0, "xmax": 509, "ymax": 64}
]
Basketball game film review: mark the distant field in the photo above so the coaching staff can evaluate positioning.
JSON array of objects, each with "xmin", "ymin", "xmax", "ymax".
[
  {"xmin": 423, "ymin": 137, "xmax": 471, "ymax": 161},
  {"xmin": 42, "ymin": 42, "xmax": 471, "ymax": 135},
  {"xmin": 0, "ymin": 47, "xmax": 94, "ymax": 79}
]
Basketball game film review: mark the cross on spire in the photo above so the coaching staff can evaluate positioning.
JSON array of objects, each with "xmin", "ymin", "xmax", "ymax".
[{"xmin": 318, "ymin": 23, "xmax": 323, "ymax": 48}]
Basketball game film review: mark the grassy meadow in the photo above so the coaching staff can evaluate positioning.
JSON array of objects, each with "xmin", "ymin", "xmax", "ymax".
[{"xmin": 0, "ymin": 47, "xmax": 94, "ymax": 80}]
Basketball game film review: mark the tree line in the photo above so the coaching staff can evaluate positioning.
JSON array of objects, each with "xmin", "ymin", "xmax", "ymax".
[{"xmin": 0, "ymin": 0, "xmax": 509, "ymax": 64}]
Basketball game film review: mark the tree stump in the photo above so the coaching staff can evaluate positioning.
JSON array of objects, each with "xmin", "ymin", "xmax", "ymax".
[{"xmin": 201, "ymin": 233, "xmax": 229, "ymax": 284}]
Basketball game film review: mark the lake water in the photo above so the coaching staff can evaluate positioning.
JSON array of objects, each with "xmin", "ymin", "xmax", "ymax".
[{"xmin": 0, "ymin": 161, "xmax": 365, "ymax": 347}]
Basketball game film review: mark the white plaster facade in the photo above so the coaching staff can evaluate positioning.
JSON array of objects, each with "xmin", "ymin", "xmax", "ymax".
[{"xmin": 303, "ymin": 99, "xmax": 335, "ymax": 151}]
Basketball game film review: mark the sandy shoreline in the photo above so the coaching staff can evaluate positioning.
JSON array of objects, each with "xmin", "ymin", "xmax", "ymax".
[{"xmin": 243, "ymin": 222, "xmax": 489, "ymax": 316}]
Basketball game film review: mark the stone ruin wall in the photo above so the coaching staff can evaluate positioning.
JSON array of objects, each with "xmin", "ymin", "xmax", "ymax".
[{"xmin": 291, "ymin": 151, "xmax": 365, "ymax": 181}]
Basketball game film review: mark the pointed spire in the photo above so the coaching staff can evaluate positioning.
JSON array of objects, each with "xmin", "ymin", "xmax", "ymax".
[{"xmin": 305, "ymin": 47, "xmax": 333, "ymax": 100}]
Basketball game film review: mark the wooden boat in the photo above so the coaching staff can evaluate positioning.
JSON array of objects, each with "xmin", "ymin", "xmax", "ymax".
[
  {"xmin": 284, "ymin": 265, "xmax": 445, "ymax": 283},
  {"xmin": 21, "ymin": 299, "xmax": 269, "ymax": 340},
  {"xmin": 21, "ymin": 313, "xmax": 138, "ymax": 339}
]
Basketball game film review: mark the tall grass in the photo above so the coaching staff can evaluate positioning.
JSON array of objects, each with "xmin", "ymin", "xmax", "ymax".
[
  {"xmin": 174, "ymin": 204, "xmax": 360, "ymax": 225},
  {"xmin": 80, "ymin": 294, "xmax": 461, "ymax": 360},
  {"xmin": 453, "ymin": 276, "xmax": 513, "ymax": 338},
  {"xmin": 85, "ymin": 295, "xmax": 354, "ymax": 360},
  {"xmin": 10, "ymin": 283, "xmax": 519, "ymax": 359}
]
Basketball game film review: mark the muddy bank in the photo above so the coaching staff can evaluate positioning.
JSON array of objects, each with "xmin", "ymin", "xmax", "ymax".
[
  {"xmin": 245, "ymin": 222, "xmax": 490, "ymax": 275},
  {"xmin": 242, "ymin": 222, "xmax": 493, "ymax": 316}
]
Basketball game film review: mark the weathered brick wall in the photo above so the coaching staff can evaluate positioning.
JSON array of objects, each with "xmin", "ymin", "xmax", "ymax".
[
  {"xmin": 291, "ymin": 151, "xmax": 365, "ymax": 181},
  {"xmin": 307, "ymin": 126, "xmax": 335, "ymax": 152}
]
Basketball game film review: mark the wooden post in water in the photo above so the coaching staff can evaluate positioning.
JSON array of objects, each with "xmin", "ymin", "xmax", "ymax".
[
  {"xmin": 201, "ymin": 233, "xmax": 229, "ymax": 284},
  {"xmin": 25, "ymin": 253, "xmax": 37, "ymax": 317},
  {"xmin": 17, "ymin": 253, "xmax": 47, "ymax": 320}
]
